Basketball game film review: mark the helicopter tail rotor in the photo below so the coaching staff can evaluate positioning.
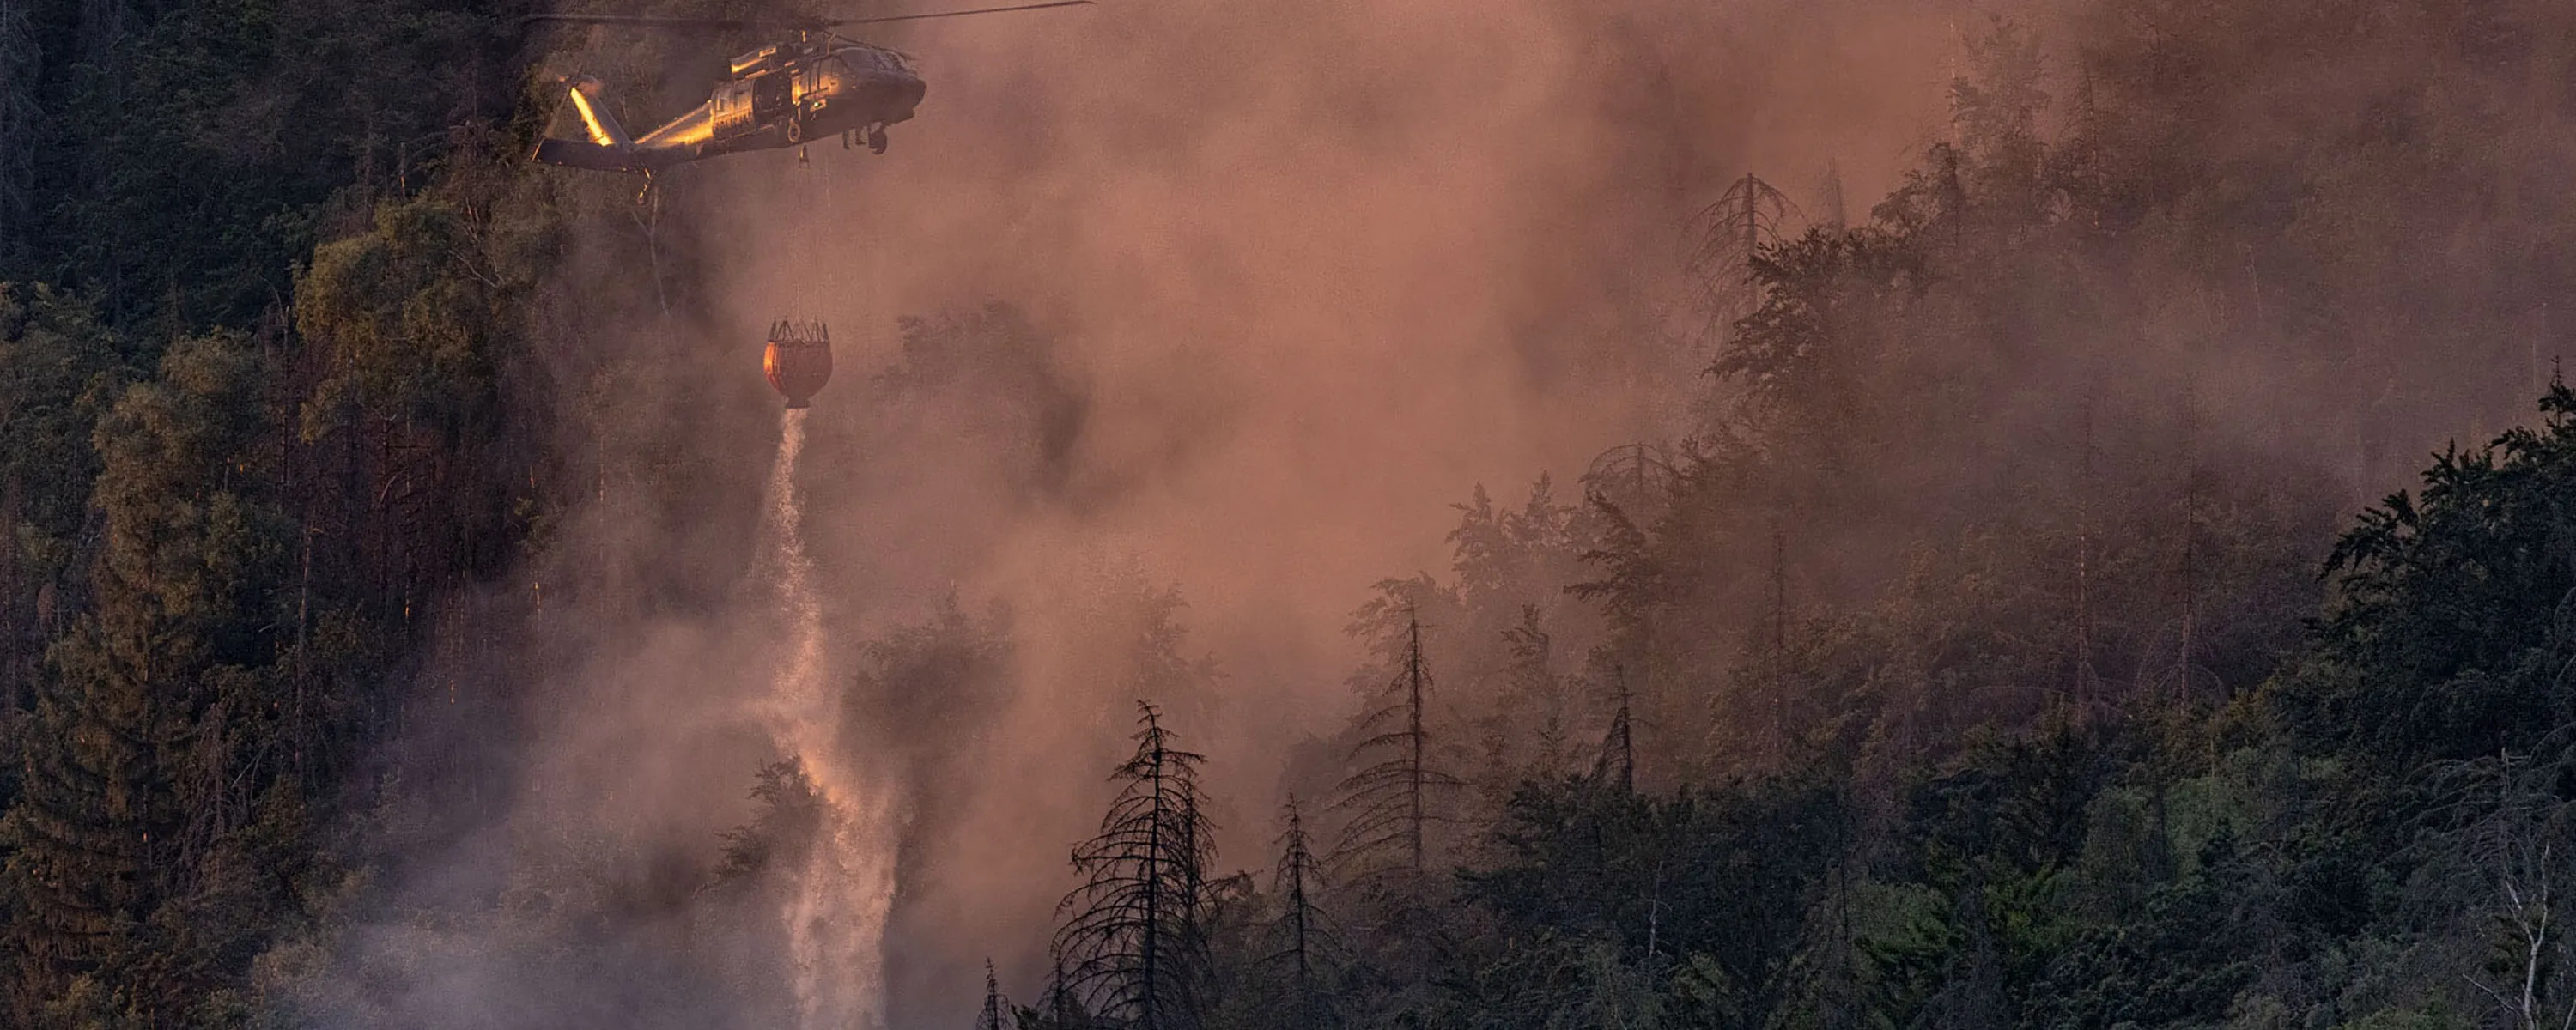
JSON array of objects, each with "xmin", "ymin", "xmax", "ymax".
[
  {"xmin": 532, "ymin": 75, "xmax": 648, "ymax": 173},
  {"xmin": 562, "ymin": 75, "xmax": 634, "ymax": 148}
]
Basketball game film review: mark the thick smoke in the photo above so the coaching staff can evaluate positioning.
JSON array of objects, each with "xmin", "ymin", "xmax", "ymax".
[
  {"xmin": 675, "ymin": 1, "xmax": 1984, "ymax": 1021},
  {"xmin": 289, "ymin": 0, "xmax": 2576, "ymax": 1026}
]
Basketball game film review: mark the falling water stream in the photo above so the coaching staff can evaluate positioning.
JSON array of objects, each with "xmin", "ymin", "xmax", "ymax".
[{"xmin": 756, "ymin": 409, "xmax": 898, "ymax": 1030}]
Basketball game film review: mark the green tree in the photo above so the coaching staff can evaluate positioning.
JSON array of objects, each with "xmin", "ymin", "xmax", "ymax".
[
  {"xmin": 2281, "ymin": 380, "xmax": 2576, "ymax": 770},
  {"xmin": 2, "ymin": 330, "xmax": 295, "ymax": 1025},
  {"xmin": 0, "ymin": 285, "xmax": 121, "ymax": 715}
]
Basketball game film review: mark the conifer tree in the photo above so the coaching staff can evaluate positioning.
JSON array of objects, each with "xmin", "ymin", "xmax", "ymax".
[
  {"xmin": 1688, "ymin": 173, "xmax": 1799, "ymax": 342},
  {"xmin": 1054, "ymin": 701, "xmax": 1218, "ymax": 1030},
  {"xmin": 2, "ymin": 330, "xmax": 291, "ymax": 1021},
  {"xmin": 1329, "ymin": 609, "xmax": 1461, "ymax": 882},
  {"xmin": 0, "ymin": 0, "xmax": 35, "ymax": 263},
  {"xmin": 1947, "ymin": 14, "xmax": 2051, "ymax": 223},
  {"xmin": 1329, "ymin": 609, "xmax": 1461, "ymax": 1007},
  {"xmin": 1042, "ymin": 942, "xmax": 1080, "ymax": 1030},
  {"xmin": 977, "ymin": 958, "xmax": 1013, "ymax": 1030},
  {"xmin": 1500, "ymin": 606, "xmax": 1571, "ymax": 780},
  {"xmin": 1268, "ymin": 796, "xmax": 1337, "ymax": 1023},
  {"xmin": 1595, "ymin": 665, "xmax": 1636, "ymax": 795},
  {"xmin": 0, "ymin": 287, "xmax": 118, "ymax": 713}
]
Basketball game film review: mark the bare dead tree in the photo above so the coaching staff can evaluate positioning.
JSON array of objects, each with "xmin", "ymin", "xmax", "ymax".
[
  {"xmin": 1330, "ymin": 609, "xmax": 1463, "ymax": 882},
  {"xmin": 1044, "ymin": 942, "xmax": 1080, "ymax": 1030},
  {"xmin": 978, "ymin": 959, "xmax": 1012, "ymax": 1030},
  {"xmin": 1054, "ymin": 700, "xmax": 1218, "ymax": 1030},
  {"xmin": 1269, "ymin": 797, "xmax": 1337, "ymax": 1003},
  {"xmin": 1582, "ymin": 442, "xmax": 1678, "ymax": 527},
  {"xmin": 1817, "ymin": 162, "xmax": 1847, "ymax": 230},
  {"xmin": 1686, "ymin": 173, "xmax": 1801, "ymax": 344},
  {"xmin": 2426, "ymin": 750, "xmax": 2576, "ymax": 1030},
  {"xmin": 1329, "ymin": 609, "xmax": 1463, "ymax": 999}
]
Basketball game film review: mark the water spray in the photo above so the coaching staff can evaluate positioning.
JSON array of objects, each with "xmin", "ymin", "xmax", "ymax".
[{"xmin": 754, "ymin": 409, "xmax": 896, "ymax": 1029}]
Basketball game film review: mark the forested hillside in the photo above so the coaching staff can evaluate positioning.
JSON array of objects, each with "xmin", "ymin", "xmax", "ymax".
[{"xmin": 2, "ymin": 0, "xmax": 2574, "ymax": 1027}]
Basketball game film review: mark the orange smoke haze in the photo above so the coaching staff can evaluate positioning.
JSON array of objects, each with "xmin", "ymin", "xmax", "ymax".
[
  {"xmin": 379, "ymin": 2, "xmax": 2006, "ymax": 1027},
  {"xmin": 691, "ymin": 0, "xmax": 1979, "ymax": 1021}
]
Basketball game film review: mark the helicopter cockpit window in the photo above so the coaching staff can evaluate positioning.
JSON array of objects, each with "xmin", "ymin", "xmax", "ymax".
[{"xmin": 846, "ymin": 48, "xmax": 912, "ymax": 74}]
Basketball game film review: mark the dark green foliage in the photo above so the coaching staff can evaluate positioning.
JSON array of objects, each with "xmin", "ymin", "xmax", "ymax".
[
  {"xmin": 1458, "ymin": 773, "xmax": 1843, "ymax": 1021},
  {"xmin": 3, "ymin": 330, "xmax": 299, "ymax": 1023},
  {"xmin": 0, "ymin": 3, "xmax": 546, "ymax": 1022},
  {"xmin": 6, "ymin": 0, "xmax": 2576, "ymax": 1025},
  {"xmin": 21, "ymin": 0, "xmax": 513, "ymax": 328},
  {"xmin": 2282, "ymin": 380, "xmax": 2576, "ymax": 769},
  {"xmin": 0, "ymin": 284, "xmax": 121, "ymax": 715},
  {"xmin": 2023, "ymin": 828, "xmax": 2273, "ymax": 1028},
  {"xmin": 293, "ymin": 179, "xmax": 551, "ymax": 623}
]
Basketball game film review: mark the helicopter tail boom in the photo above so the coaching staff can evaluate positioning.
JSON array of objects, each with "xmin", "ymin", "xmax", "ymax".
[{"xmin": 532, "ymin": 137, "xmax": 641, "ymax": 172}]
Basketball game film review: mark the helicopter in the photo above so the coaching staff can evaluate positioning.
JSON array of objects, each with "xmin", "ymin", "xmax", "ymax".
[{"xmin": 526, "ymin": 1, "xmax": 1091, "ymax": 189}]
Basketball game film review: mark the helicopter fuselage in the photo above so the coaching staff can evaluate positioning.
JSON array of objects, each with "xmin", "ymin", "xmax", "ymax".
[{"xmin": 535, "ymin": 42, "xmax": 925, "ymax": 173}]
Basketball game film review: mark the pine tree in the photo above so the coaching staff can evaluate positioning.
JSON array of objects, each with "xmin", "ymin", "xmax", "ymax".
[
  {"xmin": 2, "ymin": 330, "xmax": 292, "ymax": 1021},
  {"xmin": 1501, "ymin": 606, "xmax": 1571, "ymax": 779},
  {"xmin": 1053, "ymin": 701, "xmax": 1218, "ymax": 1030},
  {"xmin": 1329, "ymin": 609, "xmax": 1461, "ymax": 882},
  {"xmin": 1595, "ymin": 665, "xmax": 1636, "ymax": 795},
  {"xmin": 1268, "ymin": 796, "xmax": 1338, "ymax": 1026},
  {"xmin": 0, "ymin": 287, "xmax": 119, "ymax": 714},
  {"xmin": 1948, "ymin": 14, "xmax": 2051, "ymax": 224},
  {"xmin": 1329, "ymin": 609, "xmax": 1461, "ymax": 1006},
  {"xmin": 1042, "ymin": 942, "xmax": 1080, "ymax": 1029},
  {"xmin": 977, "ymin": 958, "xmax": 1013, "ymax": 1030},
  {"xmin": 1687, "ymin": 173, "xmax": 1800, "ymax": 342},
  {"xmin": 0, "ymin": 0, "xmax": 35, "ymax": 264}
]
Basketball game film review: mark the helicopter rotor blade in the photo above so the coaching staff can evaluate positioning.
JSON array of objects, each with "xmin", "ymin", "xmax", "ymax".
[
  {"xmin": 821, "ymin": 0, "xmax": 1093, "ymax": 27},
  {"xmin": 524, "ymin": 13, "xmax": 767, "ymax": 31},
  {"xmin": 523, "ymin": 1, "xmax": 1090, "ymax": 34}
]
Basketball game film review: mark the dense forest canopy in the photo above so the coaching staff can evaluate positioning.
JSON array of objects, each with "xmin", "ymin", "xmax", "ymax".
[{"xmin": 3, "ymin": 0, "xmax": 2576, "ymax": 1027}]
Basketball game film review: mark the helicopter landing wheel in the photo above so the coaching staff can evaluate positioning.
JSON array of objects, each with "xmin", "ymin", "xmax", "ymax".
[
  {"xmin": 786, "ymin": 117, "xmax": 805, "ymax": 145},
  {"xmin": 866, "ymin": 125, "xmax": 888, "ymax": 155},
  {"xmin": 841, "ymin": 129, "xmax": 853, "ymax": 150}
]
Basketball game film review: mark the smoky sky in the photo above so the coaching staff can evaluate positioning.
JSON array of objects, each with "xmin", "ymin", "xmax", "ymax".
[
  {"xmin": 301, "ymin": 0, "xmax": 2576, "ymax": 1027},
  {"xmin": 677, "ymin": 1, "xmax": 1987, "ymax": 1023}
]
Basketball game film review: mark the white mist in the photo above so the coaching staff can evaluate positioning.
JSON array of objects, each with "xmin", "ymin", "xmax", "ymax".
[{"xmin": 756, "ymin": 409, "xmax": 900, "ymax": 1030}]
